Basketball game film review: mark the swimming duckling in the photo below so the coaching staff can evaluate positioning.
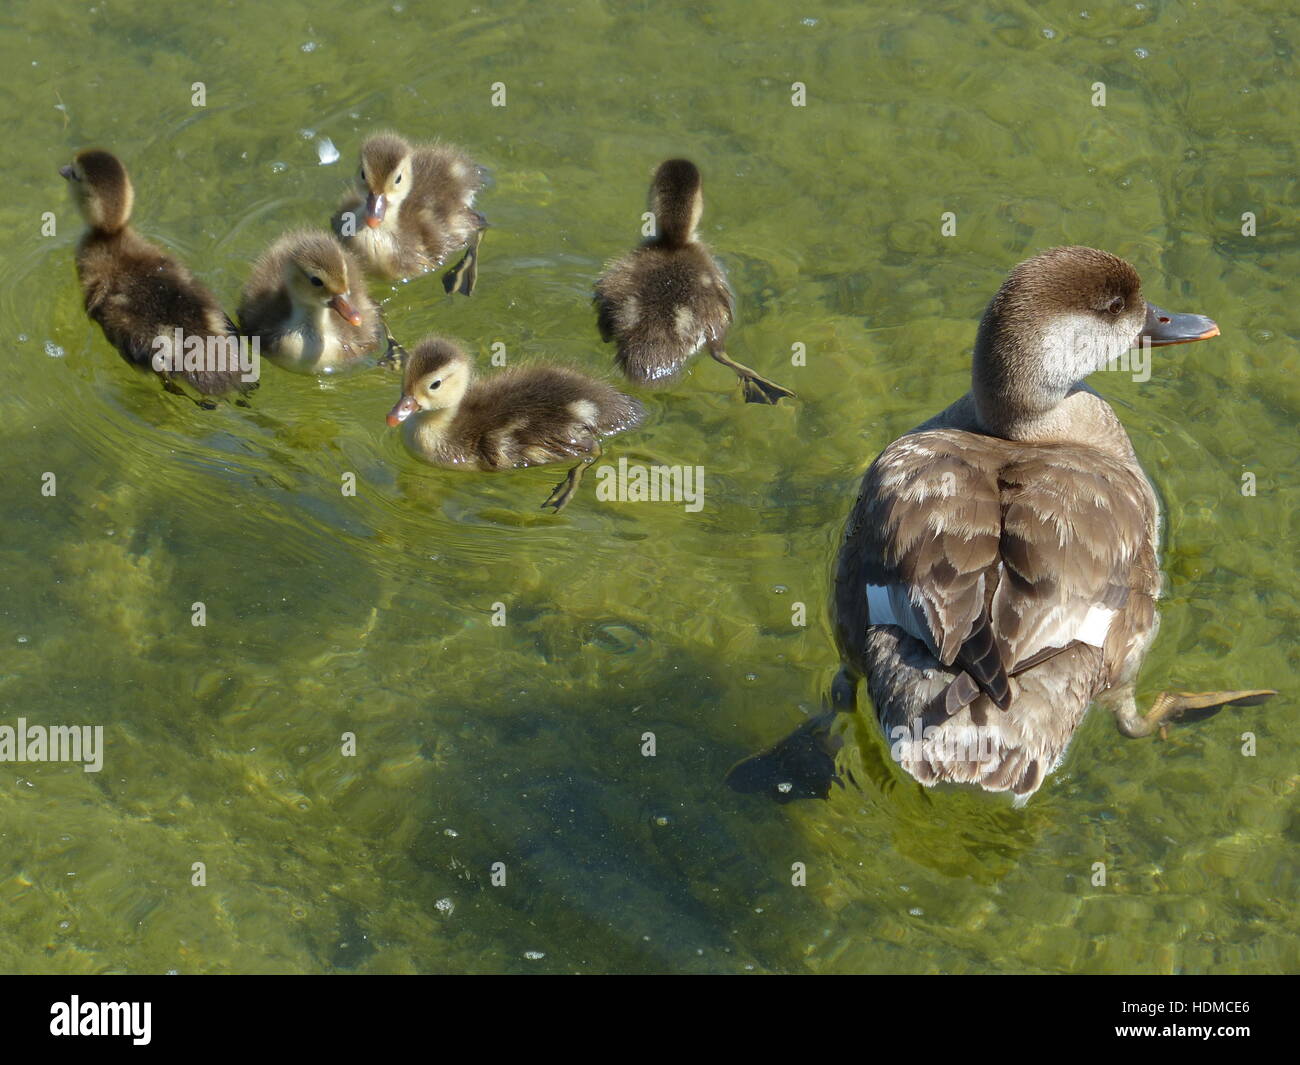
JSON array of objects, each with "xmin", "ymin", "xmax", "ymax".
[
  {"xmin": 594, "ymin": 158, "xmax": 794, "ymax": 404},
  {"xmin": 729, "ymin": 246, "xmax": 1274, "ymax": 803},
  {"xmin": 238, "ymin": 230, "xmax": 386, "ymax": 374},
  {"xmin": 60, "ymin": 149, "xmax": 252, "ymax": 404},
  {"xmin": 386, "ymin": 337, "xmax": 644, "ymax": 511},
  {"xmin": 332, "ymin": 132, "xmax": 486, "ymax": 294}
]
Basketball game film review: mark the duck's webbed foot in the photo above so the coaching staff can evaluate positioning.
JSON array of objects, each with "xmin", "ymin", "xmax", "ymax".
[
  {"xmin": 162, "ymin": 376, "xmax": 217, "ymax": 410},
  {"xmin": 708, "ymin": 345, "xmax": 795, "ymax": 405},
  {"xmin": 1109, "ymin": 687, "xmax": 1278, "ymax": 739},
  {"xmin": 442, "ymin": 227, "xmax": 483, "ymax": 297},
  {"xmin": 726, "ymin": 710, "xmax": 843, "ymax": 803},
  {"xmin": 540, "ymin": 439, "xmax": 601, "ymax": 513}
]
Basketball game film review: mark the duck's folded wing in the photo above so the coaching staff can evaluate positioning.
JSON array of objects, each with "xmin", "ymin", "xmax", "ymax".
[
  {"xmin": 992, "ymin": 448, "xmax": 1154, "ymax": 674},
  {"xmin": 837, "ymin": 430, "xmax": 1153, "ymax": 712}
]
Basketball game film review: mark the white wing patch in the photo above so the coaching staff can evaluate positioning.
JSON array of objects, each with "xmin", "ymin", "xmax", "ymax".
[{"xmin": 1074, "ymin": 604, "xmax": 1116, "ymax": 648}]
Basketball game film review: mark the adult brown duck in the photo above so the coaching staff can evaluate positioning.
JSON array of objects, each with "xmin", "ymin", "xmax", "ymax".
[{"xmin": 729, "ymin": 246, "xmax": 1275, "ymax": 803}]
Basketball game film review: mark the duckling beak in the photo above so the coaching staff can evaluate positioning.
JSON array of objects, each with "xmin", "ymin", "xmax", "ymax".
[
  {"xmin": 364, "ymin": 193, "xmax": 386, "ymax": 228},
  {"xmin": 1140, "ymin": 303, "xmax": 1220, "ymax": 346},
  {"xmin": 328, "ymin": 294, "xmax": 363, "ymax": 327},
  {"xmin": 386, "ymin": 395, "xmax": 419, "ymax": 427},
  {"xmin": 58, "ymin": 164, "xmax": 75, "ymax": 181}
]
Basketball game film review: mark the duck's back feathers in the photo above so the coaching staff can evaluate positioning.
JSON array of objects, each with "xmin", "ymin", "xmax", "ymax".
[
  {"xmin": 75, "ymin": 229, "xmax": 248, "ymax": 396},
  {"xmin": 594, "ymin": 243, "xmax": 732, "ymax": 385},
  {"xmin": 835, "ymin": 426, "xmax": 1159, "ymax": 795}
]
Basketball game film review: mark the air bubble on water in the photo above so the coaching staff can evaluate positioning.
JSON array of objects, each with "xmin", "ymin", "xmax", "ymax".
[
  {"xmin": 17, "ymin": 635, "xmax": 29, "ymax": 644},
  {"xmin": 777, "ymin": 782, "xmax": 793, "ymax": 794},
  {"xmin": 1134, "ymin": 47, "xmax": 1149, "ymax": 59},
  {"xmin": 801, "ymin": 17, "xmax": 818, "ymax": 26},
  {"xmin": 44, "ymin": 341, "xmax": 65, "ymax": 358},
  {"xmin": 435, "ymin": 897, "xmax": 454, "ymax": 915},
  {"xmin": 909, "ymin": 907, "xmax": 923, "ymax": 917},
  {"xmin": 1042, "ymin": 27, "xmax": 1056, "ymax": 39},
  {"xmin": 18, "ymin": 333, "xmax": 28, "ymax": 342},
  {"xmin": 523, "ymin": 950, "xmax": 544, "ymax": 960},
  {"xmin": 301, "ymin": 41, "xmax": 317, "ymax": 53},
  {"xmin": 271, "ymin": 161, "xmax": 287, "ymax": 174},
  {"xmin": 443, "ymin": 827, "xmax": 459, "ymax": 838},
  {"xmin": 771, "ymin": 584, "xmax": 788, "ymax": 594}
]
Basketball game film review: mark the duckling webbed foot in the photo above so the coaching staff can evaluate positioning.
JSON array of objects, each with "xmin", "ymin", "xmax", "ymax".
[
  {"xmin": 442, "ymin": 227, "xmax": 483, "ymax": 297},
  {"xmin": 378, "ymin": 321, "xmax": 409, "ymax": 372},
  {"xmin": 1109, "ymin": 687, "xmax": 1277, "ymax": 739},
  {"xmin": 161, "ymin": 376, "xmax": 217, "ymax": 410},
  {"xmin": 708, "ymin": 346, "xmax": 795, "ymax": 405},
  {"xmin": 540, "ymin": 440, "xmax": 602, "ymax": 513}
]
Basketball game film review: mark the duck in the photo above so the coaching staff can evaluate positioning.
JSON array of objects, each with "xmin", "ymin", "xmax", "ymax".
[
  {"xmin": 593, "ymin": 158, "xmax": 794, "ymax": 405},
  {"xmin": 728, "ymin": 246, "xmax": 1275, "ymax": 803},
  {"xmin": 331, "ymin": 132, "xmax": 486, "ymax": 294},
  {"xmin": 60, "ymin": 149, "xmax": 254, "ymax": 404},
  {"xmin": 385, "ymin": 337, "xmax": 644, "ymax": 511},
  {"xmin": 238, "ymin": 230, "xmax": 387, "ymax": 374}
]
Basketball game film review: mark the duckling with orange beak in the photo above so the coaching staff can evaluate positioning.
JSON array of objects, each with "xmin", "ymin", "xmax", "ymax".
[
  {"xmin": 332, "ymin": 132, "xmax": 486, "ymax": 294},
  {"xmin": 238, "ymin": 230, "xmax": 385, "ymax": 374}
]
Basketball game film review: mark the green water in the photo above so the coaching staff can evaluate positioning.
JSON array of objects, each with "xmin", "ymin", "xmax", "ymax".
[{"xmin": 1, "ymin": 0, "xmax": 1295, "ymax": 973}]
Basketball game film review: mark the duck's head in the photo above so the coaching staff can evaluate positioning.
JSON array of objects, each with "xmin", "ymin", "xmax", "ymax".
[
  {"xmin": 387, "ymin": 337, "xmax": 472, "ymax": 425},
  {"xmin": 60, "ymin": 149, "xmax": 134, "ymax": 234},
  {"xmin": 973, "ymin": 245, "xmax": 1219, "ymax": 433},
  {"xmin": 354, "ymin": 133, "xmax": 413, "ymax": 229},
  {"xmin": 278, "ymin": 231, "xmax": 365, "ymax": 326},
  {"xmin": 649, "ymin": 158, "xmax": 703, "ymax": 248}
]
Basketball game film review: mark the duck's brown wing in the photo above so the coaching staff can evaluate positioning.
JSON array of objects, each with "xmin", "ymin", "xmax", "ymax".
[{"xmin": 835, "ymin": 428, "xmax": 1155, "ymax": 712}]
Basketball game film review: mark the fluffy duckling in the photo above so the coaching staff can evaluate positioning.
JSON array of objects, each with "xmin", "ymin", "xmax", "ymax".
[
  {"xmin": 594, "ymin": 158, "xmax": 794, "ymax": 404},
  {"xmin": 238, "ymin": 230, "xmax": 386, "ymax": 374},
  {"xmin": 60, "ymin": 149, "xmax": 252, "ymax": 403},
  {"xmin": 332, "ymin": 132, "xmax": 486, "ymax": 294},
  {"xmin": 386, "ymin": 337, "xmax": 644, "ymax": 511}
]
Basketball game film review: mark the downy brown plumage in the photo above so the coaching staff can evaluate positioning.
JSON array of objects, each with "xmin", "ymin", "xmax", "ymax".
[
  {"xmin": 60, "ymin": 149, "xmax": 252, "ymax": 401},
  {"xmin": 594, "ymin": 158, "xmax": 794, "ymax": 404},
  {"xmin": 238, "ymin": 230, "xmax": 383, "ymax": 374},
  {"xmin": 385, "ymin": 337, "xmax": 644, "ymax": 511},
  {"xmin": 332, "ymin": 132, "xmax": 486, "ymax": 293},
  {"xmin": 729, "ymin": 246, "xmax": 1274, "ymax": 803}
]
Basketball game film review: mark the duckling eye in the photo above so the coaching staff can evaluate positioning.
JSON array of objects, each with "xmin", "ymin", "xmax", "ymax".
[
  {"xmin": 1106, "ymin": 296, "xmax": 1125, "ymax": 315},
  {"xmin": 428, "ymin": 379, "xmax": 441, "ymax": 391},
  {"xmin": 395, "ymin": 173, "xmax": 403, "ymax": 186},
  {"xmin": 310, "ymin": 276, "xmax": 324, "ymax": 288}
]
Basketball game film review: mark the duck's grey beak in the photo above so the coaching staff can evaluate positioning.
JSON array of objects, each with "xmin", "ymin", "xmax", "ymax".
[
  {"xmin": 364, "ymin": 192, "xmax": 386, "ymax": 228},
  {"xmin": 58, "ymin": 164, "xmax": 75, "ymax": 181},
  {"xmin": 1141, "ymin": 302, "xmax": 1220, "ymax": 346},
  {"xmin": 386, "ymin": 395, "xmax": 418, "ymax": 427}
]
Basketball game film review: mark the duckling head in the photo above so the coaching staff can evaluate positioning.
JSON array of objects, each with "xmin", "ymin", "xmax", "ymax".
[
  {"xmin": 387, "ymin": 337, "xmax": 472, "ymax": 425},
  {"xmin": 280, "ymin": 232, "xmax": 365, "ymax": 326},
  {"xmin": 973, "ymin": 245, "xmax": 1219, "ymax": 429},
  {"xmin": 649, "ymin": 158, "xmax": 703, "ymax": 248},
  {"xmin": 355, "ymin": 133, "xmax": 414, "ymax": 229},
  {"xmin": 60, "ymin": 149, "xmax": 134, "ymax": 234}
]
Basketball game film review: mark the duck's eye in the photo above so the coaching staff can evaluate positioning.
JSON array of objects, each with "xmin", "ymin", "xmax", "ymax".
[
  {"xmin": 1106, "ymin": 296, "xmax": 1125, "ymax": 315},
  {"xmin": 428, "ymin": 379, "xmax": 441, "ymax": 391},
  {"xmin": 310, "ymin": 276, "xmax": 324, "ymax": 287},
  {"xmin": 395, "ymin": 173, "xmax": 403, "ymax": 186},
  {"xmin": 359, "ymin": 169, "xmax": 367, "ymax": 183}
]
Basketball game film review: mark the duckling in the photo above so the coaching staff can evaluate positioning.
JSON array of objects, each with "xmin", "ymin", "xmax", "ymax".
[
  {"xmin": 386, "ymin": 337, "xmax": 644, "ymax": 511},
  {"xmin": 729, "ymin": 247, "xmax": 1275, "ymax": 803},
  {"xmin": 331, "ymin": 132, "xmax": 486, "ymax": 294},
  {"xmin": 60, "ymin": 149, "xmax": 253, "ymax": 404},
  {"xmin": 238, "ymin": 230, "xmax": 387, "ymax": 374},
  {"xmin": 594, "ymin": 158, "xmax": 794, "ymax": 404}
]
